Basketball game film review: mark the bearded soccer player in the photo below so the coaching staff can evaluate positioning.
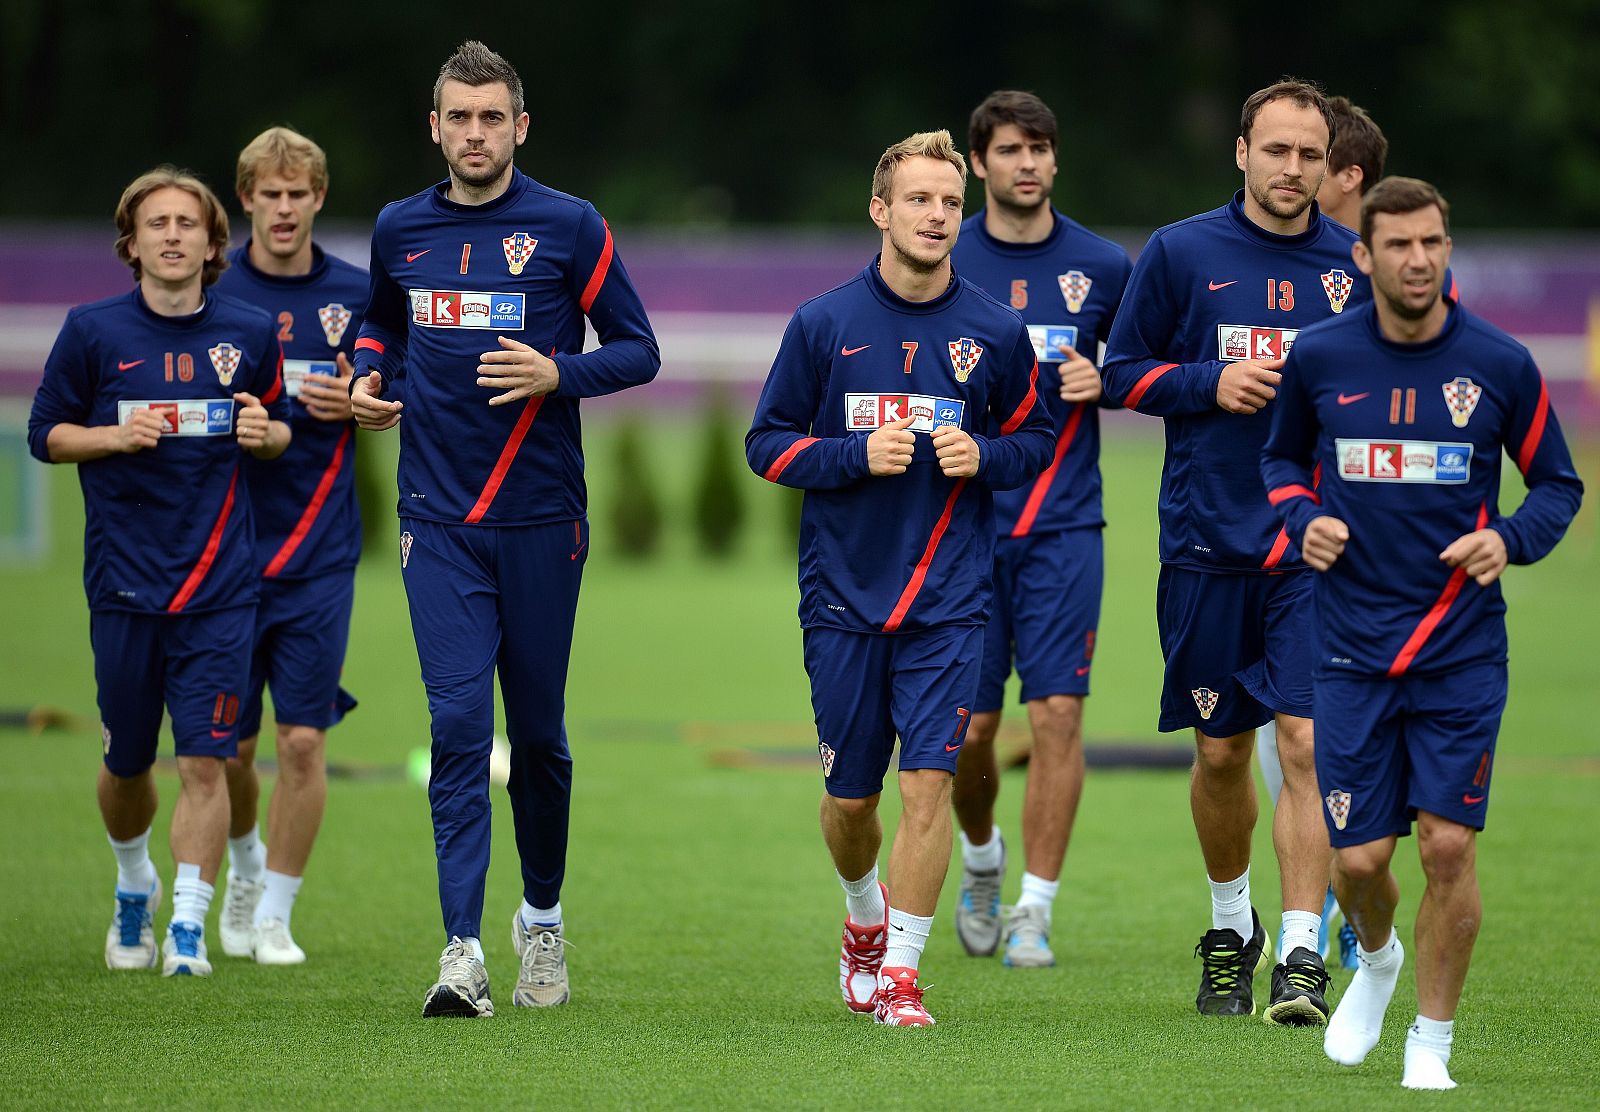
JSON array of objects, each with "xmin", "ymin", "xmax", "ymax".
[
  {"xmin": 946, "ymin": 90, "xmax": 1131, "ymax": 968},
  {"xmin": 1262, "ymin": 177, "xmax": 1581, "ymax": 1089},
  {"xmin": 747, "ymin": 130, "xmax": 1054, "ymax": 1026},
  {"xmin": 351, "ymin": 41, "xmax": 659, "ymax": 1017},
  {"xmin": 28, "ymin": 167, "xmax": 290, "ymax": 977},
  {"xmin": 212, "ymin": 127, "xmax": 368, "ymax": 965},
  {"xmin": 1102, "ymin": 77, "xmax": 1370, "ymax": 1024}
]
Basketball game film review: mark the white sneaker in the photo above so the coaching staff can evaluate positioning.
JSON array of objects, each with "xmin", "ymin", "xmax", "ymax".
[
  {"xmin": 1002, "ymin": 904, "xmax": 1056, "ymax": 968},
  {"xmin": 511, "ymin": 910, "xmax": 570, "ymax": 1007},
  {"xmin": 105, "ymin": 878, "xmax": 162, "ymax": 970},
  {"xmin": 218, "ymin": 875, "xmax": 264, "ymax": 958},
  {"xmin": 252, "ymin": 917, "xmax": 306, "ymax": 965},
  {"xmin": 162, "ymin": 921, "xmax": 212, "ymax": 977},
  {"xmin": 422, "ymin": 937, "xmax": 493, "ymax": 1018},
  {"xmin": 955, "ymin": 836, "xmax": 1006, "ymax": 957}
]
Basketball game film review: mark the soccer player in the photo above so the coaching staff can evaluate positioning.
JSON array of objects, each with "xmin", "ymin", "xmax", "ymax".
[
  {"xmin": 1102, "ymin": 78, "xmax": 1369, "ymax": 1024},
  {"xmin": 350, "ymin": 41, "xmax": 659, "ymax": 1018},
  {"xmin": 746, "ymin": 130, "xmax": 1054, "ymax": 1026},
  {"xmin": 946, "ymin": 91, "xmax": 1131, "ymax": 967},
  {"xmin": 213, "ymin": 127, "xmax": 369, "ymax": 965},
  {"xmin": 1313, "ymin": 97, "xmax": 1388, "ymax": 233},
  {"xmin": 1261, "ymin": 177, "xmax": 1582, "ymax": 1089},
  {"xmin": 27, "ymin": 166, "xmax": 290, "ymax": 977}
]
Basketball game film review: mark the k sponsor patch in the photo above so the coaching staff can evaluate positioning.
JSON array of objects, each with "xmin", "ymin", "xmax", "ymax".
[
  {"xmin": 281, "ymin": 359, "xmax": 336, "ymax": 399},
  {"xmin": 409, "ymin": 289, "xmax": 525, "ymax": 330},
  {"xmin": 1325, "ymin": 789, "xmax": 1351, "ymax": 831},
  {"xmin": 117, "ymin": 399, "xmax": 235, "ymax": 436},
  {"xmin": 1026, "ymin": 324, "xmax": 1080, "ymax": 364},
  {"xmin": 1217, "ymin": 325, "xmax": 1299, "ymax": 362},
  {"xmin": 845, "ymin": 393, "xmax": 965, "ymax": 433},
  {"xmin": 1336, "ymin": 439, "xmax": 1472, "ymax": 483}
]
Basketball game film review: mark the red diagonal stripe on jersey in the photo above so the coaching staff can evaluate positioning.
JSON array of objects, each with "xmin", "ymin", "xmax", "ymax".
[
  {"xmin": 168, "ymin": 466, "xmax": 239, "ymax": 613},
  {"xmin": 260, "ymin": 347, "xmax": 285, "ymax": 405},
  {"xmin": 264, "ymin": 425, "xmax": 351, "ymax": 578},
  {"xmin": 764, "ymin": 437, "xmax": 818, "ymax": 482},
  {"xmin": 1265, "ymin": 462, "xmax": 1321, "ymax": 567},
  {"xmin": 1267, "ymin": 483, "xmax": 1319, "ymax": 506},
  {"xmin": 354, "ymin": 337, "xmax": 385, "ymax": 355},
  {"xmin": 578, "ymin": 220, "xmax": 615, "ymax": 314},
  {"xmin": 1515, "ymin": 377, "xmax": 1549, "ymax": 475},
  {"xmin": 883, "ymin": 479, "xmax": 968, "ymax": 633},
  {"xmin": 1010, "ymin": 402, "xmax": 1085, "ymax": 537},
  {"xmin": 465, "ymin": 396, "xmax": 545, "ymax": 523},
  {"xmin": 1388, "ymin": 503, "xmax": 1490, "ymax": 677},
  {"xmin": 999, "ymin": 359, "xmax": 1040, "ymax": 434},
  {"xmin": 1124, "ymin": 363, "xmax": 1177, "ymax": 409}
]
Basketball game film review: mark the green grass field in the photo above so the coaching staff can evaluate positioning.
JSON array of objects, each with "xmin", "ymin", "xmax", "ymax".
[{"xmin": 0, "ymin": 417, "xmax": 1596, "ymax": 1109}]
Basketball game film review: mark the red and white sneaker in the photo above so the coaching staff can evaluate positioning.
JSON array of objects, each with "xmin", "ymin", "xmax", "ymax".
[
  {"xmin": 874, "ymin": 965, "xmax": 935, "ymax": 1027},
  {"xmin": 839, "ymin": 882, "xmax": 888, "ymax": 1013}
]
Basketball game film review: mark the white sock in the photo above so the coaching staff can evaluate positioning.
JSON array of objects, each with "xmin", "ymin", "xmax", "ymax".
[
  {"xmin": 228, "ymin": 826, "xmax": 265, "ymax": 882},
  {"xmin": 1208, "ymin": 867, "xmax": 1253, "ymax": 939},
  {"xmin": 171, "ymin": 863, "xmax": 214, "ymax": 929},
  {"xmin": 254, "ymin": 869, "xmax": 302, "ymax": 927},
  {"xmin": 1016, "ymin": 872, "xmax": 1059, "ymax": 922},
  {"xmin": 1403, "ymin": 1015, "xmax": 1456, "ymax": 1090},
  {"xmin": 1281, "ymin": 910, "xmax": 1321, "ymax": 958},
  {"xmin": 520, "ymin": 900, "xmax": 562, "ymax": 929},
  {"xmin": 1325, "ymin": 930, "xmax": 1403, "ymax": 1066},
  {"xmin": 461, "ymin": 936, "xmax": 485, "ymax": 963},
  {"xmin": 1256, "ymin": 721, "xmax": 1284, "ymax": 805},
  {"xmin": 960, "ymin": 825, "xmax": 1004, "ymax": 872},
  {"xmin": 109, "ymin": 829, "xmax": 157, "ymax": 893},
  {"xmin": 838, "ymin": 867, "xmax": 885, "ymax": 925},
  {"xmin": 884, "ymin": 907, "xmax": 932, "ymax": 971}
]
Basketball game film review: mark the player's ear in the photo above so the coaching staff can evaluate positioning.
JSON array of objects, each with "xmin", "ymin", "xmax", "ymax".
[
  {"xmin": 429, "ymin": 111, "xmax": 442, "ymax": 146},
  {"xmin": 238, "ymin": 191, "xmax": 253, "ymax": 215},
  {"xmin": 515, "ymin": 112, "xmax": 530, "ymax": 146},
  {"xmin": 869, "ymin": 195, "xmax": 890, "ymax": 231},
  {"xmin": 1235, "ymin": 136, "xmax": 1248, "ymax": 173},
  {"xmin": 1351, "ymin": 239, "xmax": 1373, "ymax": 276},
  {"xmin": 312, "ymin": 190, "xmax": 327, "ymax": 214},
  {"xmin": 969, "ymin": 150, "xmax": 987, "ymax": 181}
]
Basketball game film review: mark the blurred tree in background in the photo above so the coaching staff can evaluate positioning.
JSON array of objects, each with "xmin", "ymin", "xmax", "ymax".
[
  {"xmin": 691, "ymin": 387, "xmax": 745, "ymax": 558},
  {"xmin": 611, "ymin": 417, "xmax": 663, "ymax": 558},
  {"xmin": 2, "ymin": 1, "xmax": 1595, "ymax": 229}
]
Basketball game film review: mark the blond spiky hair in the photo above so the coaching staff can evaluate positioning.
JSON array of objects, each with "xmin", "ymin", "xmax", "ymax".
[{"xmin": 872, "ymin": 130, "xmax": 968, "ymax": 201}]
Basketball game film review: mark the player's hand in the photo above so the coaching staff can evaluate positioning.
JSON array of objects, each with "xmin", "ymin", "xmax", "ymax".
[
  {"xmin": 233, "ymin": 392, "xmax": 270, "ymax": 450},
  {"xmin": 1440, "ymin": 528, "xmax": 1508, "ymax": 586},
  {"xmin": 1301, "ymin": 515, "xmax": 1349, "ymax": 571},
  {"xmin": 110, "ymin": 409, "xmax": 164, "ymax": 453},
  {"xmin": 1216, "ymin": 357, "xmax": 1284, "ymax": 414},
  {"xmin": 931, "ymin": 423, "xmax": 980, "ymax": 478},
  {"xmin": 299, "ymin": 352, "xmax": 356, "ymax": 423},
  {"xmin": 1057, "ymin": 344, "xmax": 1103, "ymax": 403},
  {"xmin": 351, "ymin": 370, "xmax": 402, "ymax": 431},
  {"xmin": 478, "ymin": 336, "xmax": 559, "ymax": 405},
  {"xmin": 866, "ymin": 415, "xmax": 916, "ymax": 475}
]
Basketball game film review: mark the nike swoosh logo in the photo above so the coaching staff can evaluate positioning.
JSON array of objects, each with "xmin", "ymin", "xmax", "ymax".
[
  {"xmin": 840, "ymin": 344, "xmax": 871, "ymax": 357},
  {"xmin": 1076, "ymin": 666, "xmax": 1091, "ymax": 676},
  {"xmin": 118, "ymin": 360, "xmax": 145, "ymax": 371},
  {"xmin": 1462, "ymin": 793, "xmax": 1485, "ymax": 805},
  {"xmin": 406, "ymin": 250, "xmax": 431, "ymax": 262},
  {"xmin": 1337, "ymin": 392, "xmax": 1371, "ymax": 405},
  {"xmin": 1207, "ymin": 280, "xmax": 1238, "ymax": 291},
  {"xmin": 210, "ymin": 729, "xmax": 231, "ymax": 739},
  {"xmin": 945, "ymin": 743, "xmax": 962, "ymax": 752}
]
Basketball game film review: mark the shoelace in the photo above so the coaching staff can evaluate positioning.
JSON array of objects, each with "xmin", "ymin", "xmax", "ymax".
[
  {"xmin": 521, "ymin": 928, "xmax": 572, "ymax": 985},
  {"xmin": 965, "ymin": 870, "xmax": 1002, "ymax": 916},
  {"xmin": 440, "ymin": 940, "xmax": 483, "ymax": 986},
  {"xmin": 881, "ymin": 976, "xmax": 928, "ymax": 1015},
  {"xmin": 842, "ymin": 926, "xmax": 885, "ymax": 975},
  {"xmin": 1004, "ymin": 906, "xmax": 1048, "ymax": 946},
  {"xmin": 1283, "ymin": 958, "xmax": 1331, "ymax": 994},
  {"xmin": 1195, "ymin": 936, "xmax": 1245, "ymax": 994},
  {"xmin": 222, "ymin": 880, "xmax": 257, "ymax": 932},
  {"xmin": 170, "ymin": 923, "xmax": 203, "ymax": 956},
  {"xmin": 115, "ymin": 892, "xmax": 151, "ymax": 946}
]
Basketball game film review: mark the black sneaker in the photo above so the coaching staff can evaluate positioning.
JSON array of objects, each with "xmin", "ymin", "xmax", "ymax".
[
  {"xmin": 1195, "ymin": 908, "xmax": 1268, "ymax": 1016},
  {"xmin": 1263, "ymin": 945, "xmax": 1332, "ymax": 1027}
]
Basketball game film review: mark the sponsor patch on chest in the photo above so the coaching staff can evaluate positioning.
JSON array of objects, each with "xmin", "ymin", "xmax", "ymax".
[
  {"xmin": 1217, "ymin": 325, "xmax": 1299, "ymax": 362},
  {"xmin": 845, "ymin": 393, "xmax": 965, "ymax": 433},
  {"xmin": 408, "ymin": 289, "xmax": 525, "ymax": 330},
  {"xmin": 1026, "ymin": 324, "xmax": 1080, "ymax": 364},
  {"xmin": 281, "ymin": 359, "xmax": 336, "ymax": 398},
  {"xmin": 1336, "ymin": 439, "xmax": 1472, "ymax": 483},
  {"xmin": 117, "ymin": 399, "xmax": 235, "ymax": 436}
]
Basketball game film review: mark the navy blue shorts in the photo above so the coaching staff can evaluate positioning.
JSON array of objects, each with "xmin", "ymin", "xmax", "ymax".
[
  {"xmin": 1314, "ymin": 662, "xmax": 1505, "ymax": 847},
  {"xmin": 91, "ymin": 606, "xmax": 254, "ymax": 776},
  {"xmin": 238, "ymin": 571, "xmax": 359, "ymax": 738},
  {"xmin": 1157, "ymin": 566, "xmax": 1314, "ymax": 736},
  {"xmin": 803, "ymin": 625, "xmax": 982, "ymax": 799},
  {"xmin": 976, "ymin": 528, "xmax": 1102, "ymax": 712}
]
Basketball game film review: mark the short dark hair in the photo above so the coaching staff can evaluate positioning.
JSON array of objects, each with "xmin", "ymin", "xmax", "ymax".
[
  {"xmin": 433, "ymin": 40, "xmax": 524, "ymax": 117},
  {"xmin": 1360, "ymin": 176, "xmax": 1451, "ymax": 245},
  {"xmin": 1326, "ymin": 96, "xmax": 1387, "ymax": 193},
  {"xmin": 1240, "ymin": 77, "xmax": 1336, "ymax": 154},
  {"xmin": 114, "ymin": 166, "xmax": 230, "ymax": 287},
  {"xmin": 968, "ymin": 90, "xmax": 1058, "ymax": 161}
]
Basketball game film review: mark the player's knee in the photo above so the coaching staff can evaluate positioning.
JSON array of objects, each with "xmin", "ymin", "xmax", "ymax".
[
  {"xmin": 965, "ymin": 711, "xmax": 1002, "ymax": 749},
  {"xmin": 1418, "ymin": 821, "xmax": 1475, "ymax": 884},
  {"xmin": 275, "ymin": 725, "xmax": 326, "ymax": 780},
  {"xmin": 103, "ymin": 753, "xmax": 156, "ymax": 781},
  {"xmin": 1194, "ymin": 731, "xmax": 1253, "ymax": 776},
  {"xmin": 1029, "ymin": 695, "xmax": 1084, "ymax": 749},
  {"xmin": 226, "ymin": 736, "xmax": 259, "ymax": 774},
  {"xmin": 1272, "ymin": 717, "xmax": 1314, "ymax": 765},
  {"xmin": 824, "ymin": 792, "xmax": 879, "ymax": 826},
  {"xmin": 175, "ymin": 754, "xmax": 226, "ymax": 794},
  {"xmin": 1334, "ymin": 843, "xmax": 1390, "ymax": 885}
]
